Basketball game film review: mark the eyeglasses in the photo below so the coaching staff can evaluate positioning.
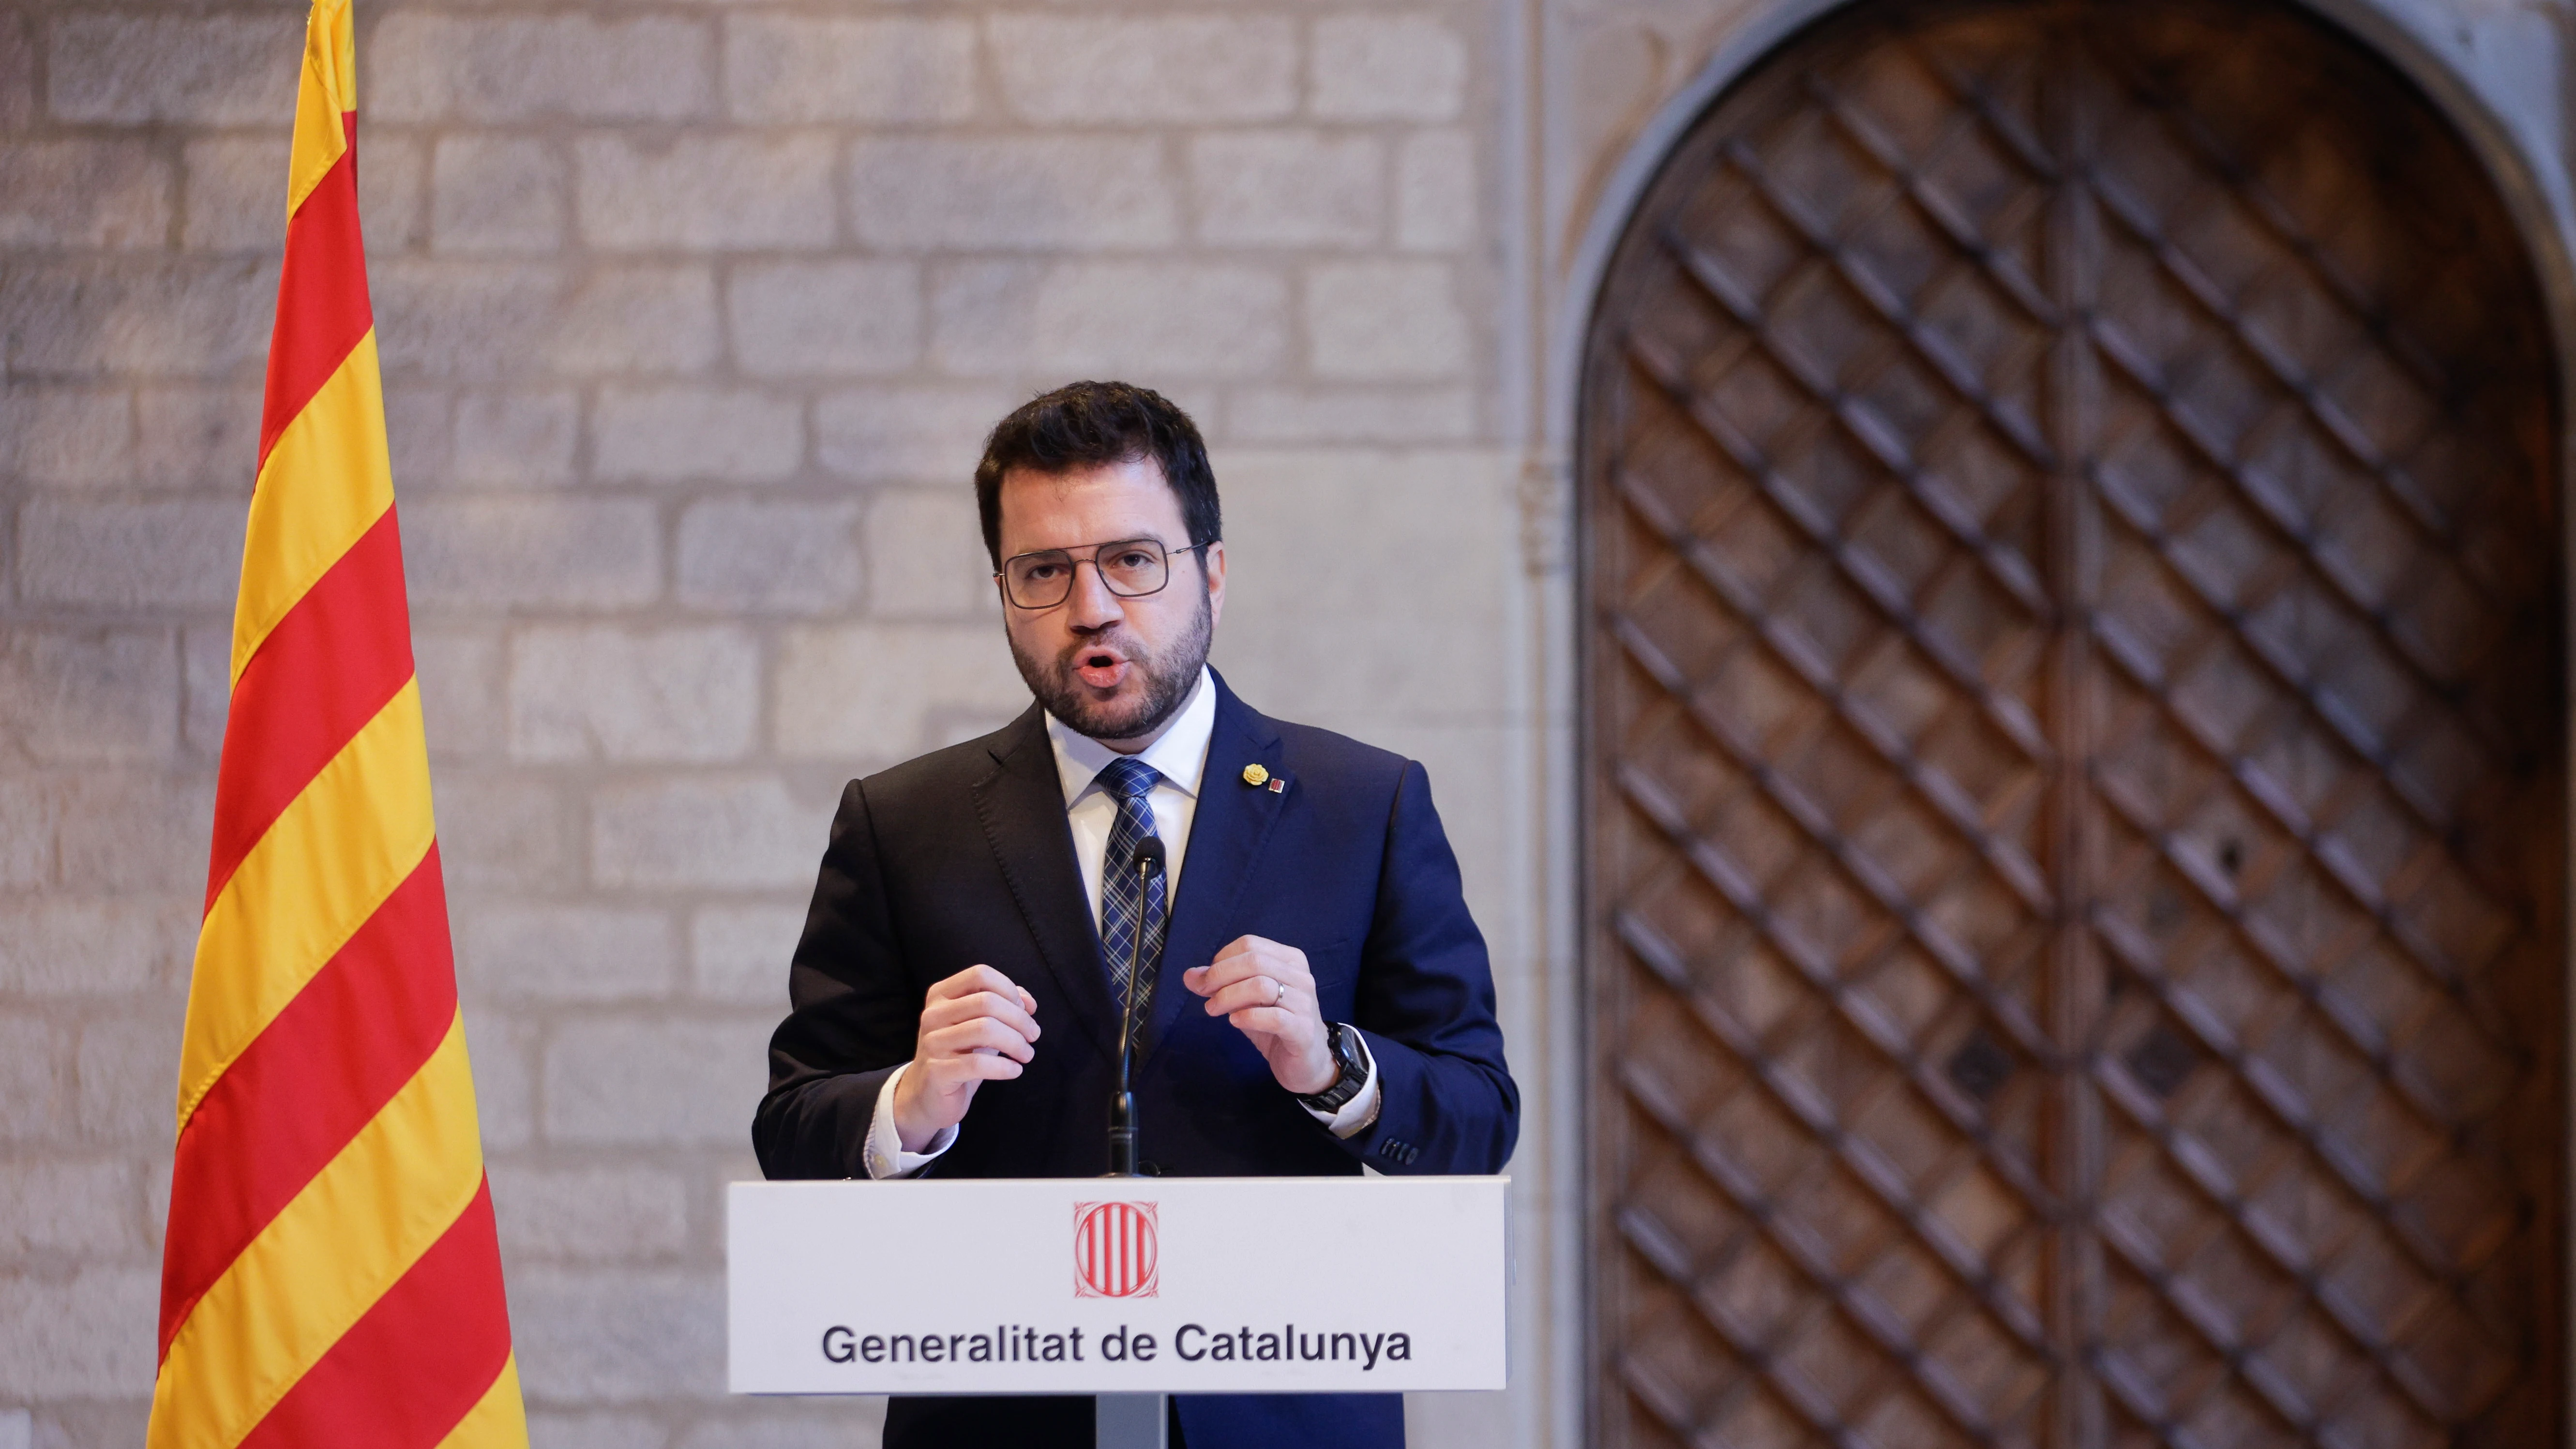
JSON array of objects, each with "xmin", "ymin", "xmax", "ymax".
[{"xmin": 995, "ymin": 537, "xmax": 1216, "ymax": 610}]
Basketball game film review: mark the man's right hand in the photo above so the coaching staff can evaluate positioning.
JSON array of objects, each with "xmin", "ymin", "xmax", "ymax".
[{"xmin": 890, "ymin": 965, "xmax": 1039, "ymax": 1152}]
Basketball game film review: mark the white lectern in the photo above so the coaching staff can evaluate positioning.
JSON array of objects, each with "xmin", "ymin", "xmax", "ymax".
[{"xmin": 729, "ymin": 1176, "xmax": 1508, "ymax": 1448}]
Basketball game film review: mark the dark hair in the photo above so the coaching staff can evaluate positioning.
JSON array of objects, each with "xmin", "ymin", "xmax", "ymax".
[{"xmin": 973, "ymin": 381, "xmax": 1220, "ymax": 567}]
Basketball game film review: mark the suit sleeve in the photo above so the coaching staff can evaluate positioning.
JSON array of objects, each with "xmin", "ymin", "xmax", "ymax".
[
  {"xmin": 752, "ymin": 779, "xmax": 920, "ymax": 1179},
  {"xmin": 1337, "ymin": 759, "xmax": 1520, "ymax": 1175}
]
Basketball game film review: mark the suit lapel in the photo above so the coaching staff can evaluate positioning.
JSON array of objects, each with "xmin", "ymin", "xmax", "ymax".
[
  {"xmin": 971, "ymin": 705, "xmax": 1120, "ymax": 1061},
  {"xmin": 1144, "ymin": 676, "xmax": 1287, "ymax": 1061}
]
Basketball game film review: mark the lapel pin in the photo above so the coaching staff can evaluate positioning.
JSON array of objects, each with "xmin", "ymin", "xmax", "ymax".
[
  {"xmin": 1241, "ymin": 763, "xmax": 1270, "ymax": 787},
  {"xmin": 1267, "ymin": 777, "xmax": 1285, "ymax": 794}
]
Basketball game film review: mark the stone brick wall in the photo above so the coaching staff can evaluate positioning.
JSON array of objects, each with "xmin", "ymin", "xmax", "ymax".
[{"xmin": 0, "ymin": 0, "xmax": 1537, "ymax": 1447}]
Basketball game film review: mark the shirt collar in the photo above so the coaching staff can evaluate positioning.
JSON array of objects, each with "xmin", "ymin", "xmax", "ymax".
[{"xmin": 1045, "ymin": 665, "xmax": 1218, "ymax": 810}]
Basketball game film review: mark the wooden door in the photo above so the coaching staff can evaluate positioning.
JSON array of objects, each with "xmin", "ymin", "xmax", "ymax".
[{"xmin": 1580, "ymin": 4, "xmax": 2565, "ymax": 1446}]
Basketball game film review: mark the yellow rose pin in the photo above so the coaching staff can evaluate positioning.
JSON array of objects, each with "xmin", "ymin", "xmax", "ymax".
[{"xmin": 1241, "ymin": 764, "xmax": 1270, "ymax": 787}]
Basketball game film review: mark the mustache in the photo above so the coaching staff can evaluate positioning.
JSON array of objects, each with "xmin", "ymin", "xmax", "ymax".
[{"xmin": 1058, "ymin": 631, "xmax": 1142, "ymax": 675}]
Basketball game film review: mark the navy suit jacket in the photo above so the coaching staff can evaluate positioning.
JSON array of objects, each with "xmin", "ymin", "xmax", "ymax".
[{"xmin": 753, "ymin": 674, "xmax": 1518, "ymax": 1449}]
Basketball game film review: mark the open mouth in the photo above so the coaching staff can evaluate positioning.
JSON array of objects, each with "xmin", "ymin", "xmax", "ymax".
[{"xmin": 1073, "ymin": 645, "xmax": 1130, "ymax": 691}]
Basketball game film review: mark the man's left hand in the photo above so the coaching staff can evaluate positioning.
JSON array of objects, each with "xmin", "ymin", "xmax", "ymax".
[{"xmin": 1184, "ymin": 935, "xmax": 1334, "ymax": 1094}]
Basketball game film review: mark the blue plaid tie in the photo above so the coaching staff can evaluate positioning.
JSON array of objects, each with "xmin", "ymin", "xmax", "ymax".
[{"xmin": 1096, "ymin": 757, "xmax": 1168, "ymax": 1022}]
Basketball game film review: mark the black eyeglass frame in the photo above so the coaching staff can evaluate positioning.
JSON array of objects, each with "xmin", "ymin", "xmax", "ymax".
[{"xmin": 992, "ymin": 537, "xmax": 1219, "ymax": 610}]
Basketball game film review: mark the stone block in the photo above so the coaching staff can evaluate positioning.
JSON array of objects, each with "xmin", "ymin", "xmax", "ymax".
[
  {"xmin": 690, "ymin": 904, "xmax": 806, "ymax": 1005},
  {"xmin": 774, "ymin": 623, "xmax": 1026, "ymax": 761},
  {"xmin": 507, "ymin": 626, "xmax": 760, "ymax": 763},
  {"xmin": 0, "ymin": 628, "xmax": 176, "ymax": 764},
  {"xmin": 932, "ymin": 261, "xmax": 1288, "ymax": 380},
  {"xmin": 455, "ymin": 391, "xmax": 580, "ymax": 488},
  {"xmin": 1305, "ymin": 260, "xmax": 1470, "ymax": 380},
  {"xmin": 48, "ymin": 14, "xmax": 300, "ymax": 124},
  {"xmin": 814, "ymin": 384, "xmax": 1017, "ymax": 483},
  {"xmin": 433, "ymin": 774, "xmax": 574, "ymax": 891},
  {"xmin": 0, "ymin": 779, "xmax": 55, "ymax": 890},
  {"xmin": 1190, "ymin": 132, "xmax": 1382, "ymax": 248},
  {"xmin": 675, "ymin": 499, "xmax": 862, "ymax": 615},
  {"xmin": 989, "ymin": 16, "xmax": 1296, "ymax": 122},
  {"xmin": 0, "ymin": 1015, "xmax": 70, "ymax": 1144},
  {"xmin": 592, "ymin": 387, "xmax": 802, "ymax": 485},
  {"xmin": 386, "ymin": 383, "xmax": 454, "ymax": 492},
  {"xmin": 136, "ymin": 384, "xmax": 262, "ymax": 492},
  {"xmin": 545, "ymin": 264, "xmax": 721, "ymax": 377},
  {"xmin": 1206, "ymin": 448, "xmax": 1514, "ymax": 720},
  {"xmin": 459, "ymin": 1007, "xmax": 538, "ymax": 1153},
  {"xmin": 1397, "ymin": 127, "xmax": 1478, "ymax": 251},
  {"xmin": 1311, "ymin": 15, "xmax": 1469, "ymax": 121},
  {"xmin": 0, "ymin": 258, "xmax": 275, "ymax": 378},
  {"xmin": 434, "ymin": 136, "xmax": 568, "ymax": 256},
  {"xmin": 846, "ymin": 137, "xmax": 1175, "ymax": 251},
  {"xmin": 0, "ymin": 1268, "xmax": 159, "ymax": 1399},
  {"xmin": 0, "ymin": 898, "xmax": 186, "ymax": 997},
  {"xmin": 15, "ymin": 501, "xmax": 242, "ymax": 610},
  {"xmin": 359, "ymin": 132, "xmax": 432, "ymax": 259},
  {"xmin": 403, "ymin": 499, "xmax": 661, "ymax": 612},
  {"xmin": 1228, "ymin": 385, "xmax": 1477, "ymax": 443},
  {"xmin": 541, "ymin": 1018, "xmax": 773, "ymax": 1147},
  {"xmin": 864, "ymin": 488, "xmax": 998, "ymax": 620},
  {"xmin": 52, "ymin": 771, "xmax": 216, "ymax": 895},
  {"xmin": 27, "ymin": 1403, "xmax": 155, "ymax": 1449},
  {"xmin": 488, "ymin": 1164, "xmax": 692, "ymax": 1264},
  {"xmin": 575, "ymin": 135, "xmax": 834, "ymax": 253},
  {"xmin": 142, "ymin": 1148, "xmax": 173, "ymax": 1249},
  {"xmin": 181, "ymin": 624, "xmax": 229, "ymax": 758},
  {"xmin": 371, "ymin": 15, "xmax": 712, "ymax": 124},
  {"xmin": 676, "ymin": 1405, "xmax": 889, "ymax": 1449},
  {"xmin": 414, "ymin": 627, "xmax": 505, "ymax": 761},
  {"xmin": 461, "ymin": 903, "xmax": 678, "ymax": 1001},
  {"xmin": 0, "ymin": 1160, "xmax": 141, "ymax": 1262},
  {"xmin": 729, "ymin": 261, "xmax": 920, "ymax": 378},
  {"xmin": 0, "ymin": 11, "xmax": 32, "ymax": 128},
  {"xmin": 0, "ymin": 141, "xmax": 170, "ymax": 250},
  {"xmin": 179, "ymin": 137, "xmax": 287, "ymax": 256},
  {"xmin": 509, "ymin": 1268, "xmax": 724, "ymax": 1404},
  {"xmin": 590, "ymin": 776, "xmax": 825, "ymax": 891},
  {"xmin": 370, "ymin": 260, "xmax": 564, "ymax": 378},
  {"xmin": 725, "ymin": 16, "xmax": 977, "ymax": 124},
  {"xmin": 75, "ymin": 1003, "xmax": 185, "ymax": 1147},
  {"xmin": 1, "ymin": 387, "xmax": 134, "ymax": 488},
  {"xmin": 525, "ymin": 1411, "xmax": 670, "ymax": 1449}
]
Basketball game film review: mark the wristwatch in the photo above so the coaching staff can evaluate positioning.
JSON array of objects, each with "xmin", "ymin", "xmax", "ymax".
[{"xmin": 1296, "ymin": 1022, "xmax": 1371, "ymax": 1114}]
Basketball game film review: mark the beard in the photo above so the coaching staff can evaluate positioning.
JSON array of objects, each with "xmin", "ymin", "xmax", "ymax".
[{"xmin": 1009, "ymin": 585, "xmax": 1214, "ymax": 743}]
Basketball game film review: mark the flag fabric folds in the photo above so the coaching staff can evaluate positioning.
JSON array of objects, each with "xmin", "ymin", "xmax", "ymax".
[{"xmin": 148, "ymin": 4, "xmax": 529, "ymax": 1448}]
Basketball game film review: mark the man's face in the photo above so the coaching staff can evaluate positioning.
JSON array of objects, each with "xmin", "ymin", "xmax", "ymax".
[{"xmin": 995, "ymin": 456, "xmax": 1226, "ymax": 748}]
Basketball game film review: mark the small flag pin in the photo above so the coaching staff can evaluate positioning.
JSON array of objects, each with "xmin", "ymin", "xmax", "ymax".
[
  {"xmin": 1241, "ymin": 763, "xmax": 1270, "ymax": 787},
  {"xmin": 1267, "ymin": 777, "xmax": 1285, "ymax": 793}
]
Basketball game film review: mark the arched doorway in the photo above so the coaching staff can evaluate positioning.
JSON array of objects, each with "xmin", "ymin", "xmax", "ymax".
[{"xmin": 1577, "ymin": 2, "xmax": 2566, "ymax": 1445}]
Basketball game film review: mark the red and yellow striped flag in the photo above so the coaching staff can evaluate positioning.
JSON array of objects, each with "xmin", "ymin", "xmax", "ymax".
[{"xmin": 149, "ymin": 4, "xmax": 529, "ymax": 1448}]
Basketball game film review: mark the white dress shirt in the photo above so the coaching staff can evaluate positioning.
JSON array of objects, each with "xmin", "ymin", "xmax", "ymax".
[{"xmin": 861, "ymin": 667, "xmax": 1379, "ymax": 1178}]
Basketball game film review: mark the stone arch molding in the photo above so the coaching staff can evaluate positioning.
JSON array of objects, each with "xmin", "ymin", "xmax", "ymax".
[{"xmin": 1551, "ymin": 0, "xmax": 2576, "ymax": 463}]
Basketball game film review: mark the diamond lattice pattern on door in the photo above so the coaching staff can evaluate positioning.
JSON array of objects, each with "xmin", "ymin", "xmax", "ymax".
[{"xmin": 1582, "ymin": 5, "xmax": 2564, "ymax": 1447}]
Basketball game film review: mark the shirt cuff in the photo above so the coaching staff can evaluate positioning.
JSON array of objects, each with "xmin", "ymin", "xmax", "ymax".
[
  {"xmin": 1300, "ymin": 1028, "xmax": 1382, "ymax": 1139},
  {"xmin": 864, "ymin": 1062, "xmax": 956, "ymax": 1178}
]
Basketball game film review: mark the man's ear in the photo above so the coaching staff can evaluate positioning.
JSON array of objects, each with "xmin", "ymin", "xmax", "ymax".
[{"xmin": 1201, "ymin": 541, "xmax": 1226, "ymax": 628}]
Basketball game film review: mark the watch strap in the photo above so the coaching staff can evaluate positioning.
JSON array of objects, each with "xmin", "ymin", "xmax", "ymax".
[{"xmin": 1296, "ymin": 1023, "xmax": 1369, "ymax": 1113}]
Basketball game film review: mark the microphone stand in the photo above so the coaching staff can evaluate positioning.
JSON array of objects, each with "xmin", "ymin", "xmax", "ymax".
[
  {"xmin": 1099, "ymin": 837, "xmax": 1166, "ymax": 1449},
  {"xmin": 1105, "ymin": 838, "xmax": 1162, "ymax": 1178}
]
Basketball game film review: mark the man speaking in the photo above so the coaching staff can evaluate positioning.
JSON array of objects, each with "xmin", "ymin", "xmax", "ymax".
[{"xmin": 752, "ymin": 382, "xmax": 1518, "ymax": 1448}]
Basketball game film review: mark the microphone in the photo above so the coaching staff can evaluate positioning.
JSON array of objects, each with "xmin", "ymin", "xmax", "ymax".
[{"xmin": 1105, "ymin": 835, "xmax": 1166, "ymax": 1178}]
